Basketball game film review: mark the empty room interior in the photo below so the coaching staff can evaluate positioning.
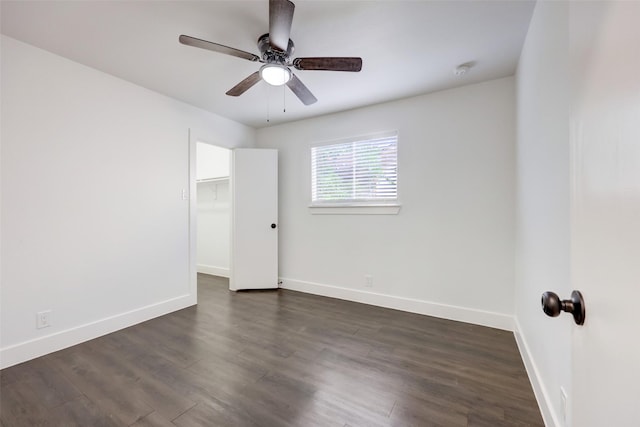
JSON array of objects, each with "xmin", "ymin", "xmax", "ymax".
[{"xmin": 1, "ymin": 1, "xmax": 639, "ymax": 426}]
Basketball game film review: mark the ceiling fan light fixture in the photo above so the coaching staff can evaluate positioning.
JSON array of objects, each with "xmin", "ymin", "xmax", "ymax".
[{"xmin": 260, "ymin": 64, "xmax": 291, "ymax": 86}]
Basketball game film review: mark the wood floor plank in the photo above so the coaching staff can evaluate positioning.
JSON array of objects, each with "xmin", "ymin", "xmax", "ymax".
[
  {"xmin": 1, "ymin": 273, "xmax": 543, "ymax": 426},
  {"xmin": 129, "ymin": 411, "xmax": 175, "ymax": 427},
  {"xmin": 171, "ymin": 399, "xmax": 263, "ymax": 427},
  {"xmin": 47, "ymin": 396, "xmax": 121, "ymax": 427},
  {"xmin": 0, "ymin": 380, "xmax": 52, "ymax": 427},
  {"xmin": 66, "ymin": 337, "xmax": 197, "ymax": 420},
  {"xmin": 0, "ymin": 356, "xmax": 82, "ymax": 411},
  {"xmin": 389, "ymin": 392, "xmax": 469, "ymax": 427},
  {"xmin": 44, "ymin": 348, "xmax": 154, "ymax": 425}
]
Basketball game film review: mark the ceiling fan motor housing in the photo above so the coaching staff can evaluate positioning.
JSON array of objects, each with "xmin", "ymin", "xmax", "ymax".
[{"xmin": 258, "ymin": 33, "xmax": 294, "ymax": 64}]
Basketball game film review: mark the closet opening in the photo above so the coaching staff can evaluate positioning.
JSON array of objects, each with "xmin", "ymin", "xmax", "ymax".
[{"xmin": 195, "ymin": 142, "xmax": 231, "ymax": 281}]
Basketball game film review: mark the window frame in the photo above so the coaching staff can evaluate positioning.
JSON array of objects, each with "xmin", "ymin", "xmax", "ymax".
[{"xmin": 309, "ymin": 130, "xmax": 401, "ymax": 215}]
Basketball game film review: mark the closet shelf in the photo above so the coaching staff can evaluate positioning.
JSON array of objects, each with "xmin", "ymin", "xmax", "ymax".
[{"xmin": 197, "ymin": 177, "xmax": 229, "ymax": 183}]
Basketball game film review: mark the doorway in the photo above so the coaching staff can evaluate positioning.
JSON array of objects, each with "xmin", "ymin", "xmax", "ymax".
[
  {"xmin": 188, "ymin": 130, "xmax": 279, "ymax": 301},
  {"xmin": 195, "ymin": 142, "xmax": 231, "ymax": 278}
]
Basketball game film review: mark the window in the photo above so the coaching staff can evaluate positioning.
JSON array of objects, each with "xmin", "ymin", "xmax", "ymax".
[{"xmin": 311, "ymin": 131, "xmax": 398, "ymax": 212}]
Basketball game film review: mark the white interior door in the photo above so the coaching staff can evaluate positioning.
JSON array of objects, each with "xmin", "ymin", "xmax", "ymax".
[
  {"xmin": 570, "ymin": 2, "xmax": 640, "ymax": 425},
  {"xmin": 230, "ymin": 149, "xmax": 278, "ymax": 290}
]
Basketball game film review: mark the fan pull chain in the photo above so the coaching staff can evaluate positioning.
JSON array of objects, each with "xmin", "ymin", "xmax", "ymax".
[
  {"xmin": 283, "ymin": 83, "xmax": 286, "ymax": 113},
  {"xmin": 266, "ymin": 85, "xmax": 270, "ymax": 123}
]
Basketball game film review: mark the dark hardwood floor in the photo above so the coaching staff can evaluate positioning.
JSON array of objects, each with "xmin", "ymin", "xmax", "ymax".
[{"xmin": 0, "ymin": 274, "xmax": 543, "ymax": 426}]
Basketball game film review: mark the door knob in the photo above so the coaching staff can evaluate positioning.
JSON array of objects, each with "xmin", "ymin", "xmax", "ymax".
[
  {"xmin": 271, "ymin": 223, "xmax": 277, "ymax": 229},
  {"xmin": 541, "ymin": 290, "xmax": 585, "ymax": 325}
]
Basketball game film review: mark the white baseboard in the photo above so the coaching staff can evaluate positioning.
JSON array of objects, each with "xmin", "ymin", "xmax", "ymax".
[
  {"xmin": 279, "ymin": 278, "xmax": 513, "ymax": 331},
  {"xmin": 197, "ymin": 264, "xmax": 230, "ymax": 278},
  {"xmin": 0, "ymin": 294, "xmax": 196, "ymax": 370},
  {"xmin": 514, "ymin": 317, "xmax": 558, "ymax": 427}
]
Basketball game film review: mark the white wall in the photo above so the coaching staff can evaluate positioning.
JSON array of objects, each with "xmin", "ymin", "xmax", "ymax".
[
  {"xmin": 256, "ymin": 77, "xmax": 516, "ymax": 330},
  {"xmin": 197, "ymin": 180, "xmax": 230, "ymax": 277},
  {"xmin": 0, "ymin": 36, "xmax": 255, "ymax": 368},
  {"xmin": 514, "ymin": 2, "xmax": 571, "ymax": 426}
]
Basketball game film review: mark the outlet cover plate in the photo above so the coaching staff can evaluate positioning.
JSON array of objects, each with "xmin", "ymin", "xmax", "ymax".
[
  {"xmin": 364, "ymin": 275, "xmax": 373, "ymax": 288},
  {"xmin": 36, "ymin": 310, "xmax": 51, "ymax": 329}
]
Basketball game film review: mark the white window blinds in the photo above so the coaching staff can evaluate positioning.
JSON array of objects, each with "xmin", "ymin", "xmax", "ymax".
[{"xmin": 311, "ymin": 131, "xmax": 398, "ymax": 205}]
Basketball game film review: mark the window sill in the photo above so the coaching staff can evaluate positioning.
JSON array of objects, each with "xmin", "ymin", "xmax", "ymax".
[{"xmin": 308, "ymin": 204, "xmax": 401, "ymax": 215}]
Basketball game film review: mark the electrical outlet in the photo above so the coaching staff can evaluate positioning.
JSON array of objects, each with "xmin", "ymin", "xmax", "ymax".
[
  {"xmin": 36, "ymin": 310, "xmax": 52, "ymax": 329},
  {"xmin": 560, "ymin": 387, "xmax": 568, "ymax": 425},
  {"xmin": 364, "ymin": 275, "xmax": 373, "ymax": 288}
]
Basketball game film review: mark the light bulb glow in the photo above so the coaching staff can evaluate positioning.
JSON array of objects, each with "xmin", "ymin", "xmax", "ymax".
[{"xmin": 260, "ymin": 64, "xmax": 292, "ymax": 86}]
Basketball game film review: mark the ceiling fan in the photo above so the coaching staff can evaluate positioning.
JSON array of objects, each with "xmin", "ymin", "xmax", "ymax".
[{"xmin": 179, "ymin": 0, "xmax": 362, "ymax": 106}]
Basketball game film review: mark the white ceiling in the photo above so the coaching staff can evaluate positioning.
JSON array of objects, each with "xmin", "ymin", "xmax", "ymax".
[{"xmin": 1, "ymin": 0, "xmax": 535, "ymax": 129}]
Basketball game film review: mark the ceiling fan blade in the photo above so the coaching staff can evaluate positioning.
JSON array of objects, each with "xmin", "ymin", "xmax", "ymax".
[
  {"xmin": 179, "ymin": 35, "xmax": 260, "ymax": 62},
  {"xmin": 269, "ymin": 0, "xmax": 295, "ymax": 52},
  {"xmin": 293, "ymin": 57, "xmax": 363, "ymax": 72},
  {"xmin": 286, "ymin": 73, "xmax": 317, "ymax": 105},
  {"xmin": 226, "ymin": 72, "xmax": 262, "ymax": 97}
]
